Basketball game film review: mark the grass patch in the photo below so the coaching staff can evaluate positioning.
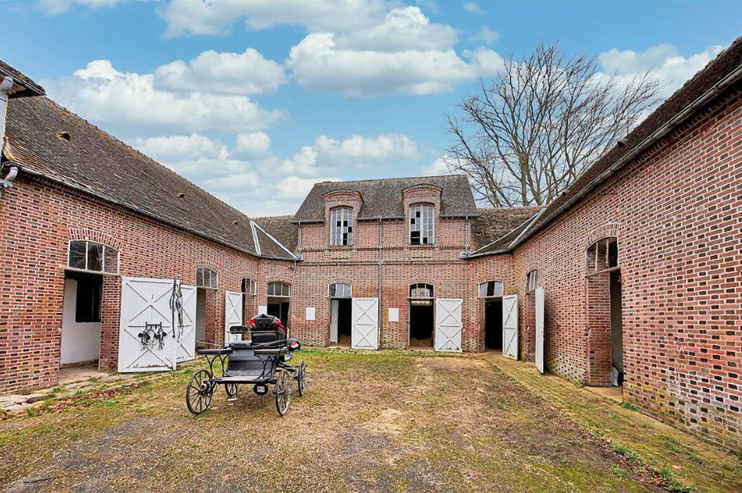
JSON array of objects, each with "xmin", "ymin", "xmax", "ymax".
[{"xmin": 619, "ymin": 400, "xmax": 638, "ymax": 411}]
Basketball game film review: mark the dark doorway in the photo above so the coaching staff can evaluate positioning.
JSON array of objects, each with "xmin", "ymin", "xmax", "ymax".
[
  {"xmin": 330, "ymin": 298, "xmax": 352, "ymax": 346},
  {"xmin": 484, "ymin": 299, "xmax": 503, "ymax": 350},
  {"xmin": 610, "ymin": 271, "xmax": 623, "ymax": 386},
  {"xmin": 267, "ymin": 299, "xmax": 290, "ymax": 328},
  {"xmin": 409, "ymin": 303, "xmax": 434, "ymax": 347}
]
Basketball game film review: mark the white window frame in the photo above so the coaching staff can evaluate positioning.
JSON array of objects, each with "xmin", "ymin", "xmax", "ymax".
[
  {"xmin": 196, "ymin": 267, "xmax": 218, "ymax": 290},
  {"xmin": 267, "ymin": 282, "xmax": 290, "ymax": 298},
  {"xmin": 409, "ymin": 283, "xmax": 434, "ymax": 306},
  {"xmin": 67, "ymin": 240, "xmax": 120, "ymax": 275},
  {"xmin": 586, "ymin": 237, "xmax": 619, "ymax": 276},
  {"xmin": 330, "ymin": 207, "xmax": 354, "ymax": 246},
  {"xmin": 526, "ymin": 270, "xmax": 538, "ymax": 292},
  {"xmin": 478, "ymin": 280, "xmax": 504, "ymax": 298},
  {"xmin": 242, "ymin": 277, "xmax": 257, "ymax": 296},
  {"xmin": 329, "ymin": 283, "xmax": 352, "ymax": 298},
  {"xmin": 409, "ymin": 203, "xmax": 435, "ymax": 245}
]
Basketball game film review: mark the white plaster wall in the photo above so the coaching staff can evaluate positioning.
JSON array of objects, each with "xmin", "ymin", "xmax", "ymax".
[{"xmin": 61, "ymin": 278, "xmax": 101, "ymax": 365}]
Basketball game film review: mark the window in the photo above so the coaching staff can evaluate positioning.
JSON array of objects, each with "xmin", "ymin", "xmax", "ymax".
[
  {"xmin": 267, "ymin": 282, "xmax": 290, "ymax": 297},
  {"xmin": 242, "ymin": 278, "xmax": 256, "ymax": 296},
  {"xmin": 75, "ymin": 275, "xmax": 102, "ymax": 323},
  {"xmin": 526, "ymin": 270, "xmax": 538, "ymax": 292},
  {"xmin": 409, "ymin": 283, "xmax": 434, "ymax": 306},
  {"xmin": 409, "ymin": 204, "xmax": 434, "ymax": 245},
  {"xmin": 330, "ymin": 207, "xmax": 354, "ymax": 246},
  {"xmin": 196, "ymin": 268, "xmax": 218, "ymax": 289},
  {"xmin": 479, "ymin": 280, "xmax": 504, "ymax": 298},
  {"xmin": 587, "ymin": 237, "xmax": 619, "ymax": 275},
  {"xmin": 329, "ymin": 283, "xmax": 351, "ymax": 298},
  {"xmin": 68, "ymin": 240, "xmax": 119, "ymax": 274}
]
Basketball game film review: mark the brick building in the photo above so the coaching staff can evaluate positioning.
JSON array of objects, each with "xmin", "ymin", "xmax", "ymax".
[{"xmin": 0, "ymin": 35, "xmax": 740, "ymax": 449}]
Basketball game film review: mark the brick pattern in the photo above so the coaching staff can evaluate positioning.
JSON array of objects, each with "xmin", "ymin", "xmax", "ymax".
[{"xmin": 511, "ymin": 87, "xmax": 742, "ymax": 449}]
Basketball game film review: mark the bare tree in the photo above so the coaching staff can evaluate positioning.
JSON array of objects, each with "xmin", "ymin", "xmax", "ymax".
[{"xmin": 447, "ymin": 42, "xmax": 663, "ymax": 207}]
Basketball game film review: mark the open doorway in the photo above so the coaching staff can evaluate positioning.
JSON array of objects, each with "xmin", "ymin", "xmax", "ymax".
[
  {"xmin": 267, "ymin": 282, "xmax": 291, "ymax": 330},
  {"xmin": 409, "ymin": 283, "xmax": 434, "ymax": 348},
  {"xmin": 479, "ymin": 281, "xmax": 504, "ymax": 351},
  {"xmin": 61, "ymin": 272, "xmax": 102, "ymax": 368},
  {"xmin": 329, "ymin": 283, "xmax": 352, "ymax": 346},
  {"xmin": 611, "ymin": 270, "xmax": 623, "ymax": 386}
]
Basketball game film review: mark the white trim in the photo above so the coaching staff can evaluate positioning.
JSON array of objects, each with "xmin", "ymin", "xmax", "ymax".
[
  {"xmin": 67, "ymin": 239, "xmax": 120, "ymax": 275},
  {"xmin": 409, "ymin": 203, "xmax": 435, "ymax": 245},
  {"xmin": 250, "ymin": 220, "xmax": 262, "ymax": 256}
]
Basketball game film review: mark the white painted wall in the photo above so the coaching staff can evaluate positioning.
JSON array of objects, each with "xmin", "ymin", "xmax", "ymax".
[{"xmin": 61, "ymin": 278, "xmax": 101, "ymax": 365}]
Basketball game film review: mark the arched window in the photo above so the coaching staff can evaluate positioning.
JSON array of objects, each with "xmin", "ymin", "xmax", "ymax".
[
  {"xmin": 242, "ymin": 278, "xmax": 256, "ymax": 296},
  {"xmin": 196, "ymin": 268, "xmax": 217, "ymax": 289},
  {"xmin": 409, "ymin": 283, "xmax": 434, "ymax": 306},
  {"xmin": 409, "ymin": 204, "xmax": 434, "ymax": 245},
  {"xmin": 586, "ymin": 237, "xmax": 619, "ymax": 275},
  {"xmin": 68, "ymin": 240, "xmax": 119, "ymax": 274},
  {"xmin": 526, "ymin": 270, "xmax": 538, "ymax": 292},
  {"xmin": 267, "ymin": 282, "xmax": 290, "ymax": 297},
  {"xmin": 330, "ymin": 207, "xmax": 354, "ymax": 246},
  {"xmin": 329, "ymin": 283, "xmax": 352, "ymax": 298},
  {"xmin": 479, "ymin": 280, "xmax": 504, "ymax": 298}
]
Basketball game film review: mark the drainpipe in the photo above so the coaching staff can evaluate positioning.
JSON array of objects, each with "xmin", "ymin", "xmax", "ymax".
[
  {"xmin": 377, "ymin": 218, "xmax": 383, "ymax": 348},
  {"xmin": 0, "ymin": 76, "xmax": 18, "ymax": 201}
]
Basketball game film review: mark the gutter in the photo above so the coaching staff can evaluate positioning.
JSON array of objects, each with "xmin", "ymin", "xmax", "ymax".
[
  {"xmin": 377, "ymin": 218, "xmax": 383, "ymax": 348},
  {"xmin": 510, "ymin": 59, "xmax": 742, "ymax": 250}
]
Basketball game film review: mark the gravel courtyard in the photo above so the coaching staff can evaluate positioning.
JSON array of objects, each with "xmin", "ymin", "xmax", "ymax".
[{"xmin": 1, "ymin": 350, "xmax": 739, "ymax": 492}]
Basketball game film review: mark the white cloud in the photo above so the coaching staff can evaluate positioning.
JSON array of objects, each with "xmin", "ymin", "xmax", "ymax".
[
  {"xmin": 38, "ymin": 0, "xmax": 150, "ymax": 14},
  {"xmin": 287, "ymin": 33, "xmax": 503, "ymax": 96},
  {"xmin": 154, "ymin": 48, "xmax": 286, "ymax": 95},
  {"xmin": 463, "ymin": 2, "xmax": 485, "ymax": 14},
  {"xmin": 282, "ymin": 133, "xmax": 420, "ymax": 175},
  {"xmin": 275, "ymin": 176, "xmax": 339, "ymax": 199},
  {"xmin": 134, "ymin": 133, "xmax": 224, "ymax": 161},
  {"xmin": 158, "ymin": 0, "xmax": 385, "ymax": 37},
  {"xmin": 234, "ymin": 132, "xmax": 272, "ymax": 158},
  {"xmin": 52, "ymin": 60, "xmax": 285, "ymax": 137},
  {"xmin": 598, "ymin": 44, "xmax": 724, "ymax": 97},
  {"xmin": 469, "ymin": 26, "xmax": 500, "ymax": 44}
]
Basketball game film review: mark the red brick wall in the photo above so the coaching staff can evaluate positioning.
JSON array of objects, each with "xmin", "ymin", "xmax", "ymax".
[
  {"xmin": 0, "ymin": 176, "xmax": 260, "ymax": 393},
  {"xmin": 511, "ymin": 87, "xmax": 742, "ymax": 449}
]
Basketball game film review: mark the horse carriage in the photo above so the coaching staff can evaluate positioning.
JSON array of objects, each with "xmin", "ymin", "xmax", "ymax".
[{"xmin": 185, "ymin": 314, "xmax": 306, "ymax": 416}]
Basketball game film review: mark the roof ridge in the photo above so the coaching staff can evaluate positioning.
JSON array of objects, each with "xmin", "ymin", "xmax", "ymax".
[
  {"xmin": 314, "ymin": 174, "xmax": 465, "ymax": 186},
  {"xmin": 42, "ymin": 97, "xmax": 253, "ymax": 223}
]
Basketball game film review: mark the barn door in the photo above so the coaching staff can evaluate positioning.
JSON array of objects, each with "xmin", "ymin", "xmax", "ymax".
[
  {"xmin": 224, "ymin": 291, "xmax": 244, "ymax": 345},
  {"xmin": 330, "ymin": 299, "xmax": 339, "ymax": 343},
  {"xmin": 502, "ymin": 294, "xmax": 519, "ymax": 360},
  {"xmin": 118, "ymin": 277, "xmax": 177, "ymax": 373},
  {"xmin": 535, "ymin": 287, "xmax": 545, "ymax": 373},
  {"xmin": 435, "ymin": 298, "xmax": 463, "ymax": 352},
  {"xmin": 176, "ymin": 284, "xmax": 197, "ymax": 362},
  {"xmin": 352, "ymin": 298, "xmax": 378, "ymax": 350}
]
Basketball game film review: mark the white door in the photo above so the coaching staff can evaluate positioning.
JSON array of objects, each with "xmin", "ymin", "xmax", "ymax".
[
  {"xmin": 118, "ymin": 277, "xmax": 177, "ymax": 373},
  {"xmin": 176, "ymin": 284, "xmax": 197, "ymax": 362},
  {"xmin": 352, "ymin": 298, "xmax": 378, "ymax": 350},
  {"xmin": 535, "ymin": 287, "xmax": 545, "ymax": 373},
  {"xmin": 330, "ymin": 299, "xmax": 339, "ymax": 343},
  {"xmin": 435, "ymin": 299, "xmax": 463, "ymax": 352},
  {"xmin": 224, "ymin": 291, "xmax": 244, "ymax": 345},
  {"xmin": 502, "ymin": 294, "xmax": 519, "ymax": 360}
]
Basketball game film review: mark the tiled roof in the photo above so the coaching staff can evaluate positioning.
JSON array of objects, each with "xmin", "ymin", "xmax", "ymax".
[
  {"xmin": 4, "ymin": 96, "xmax": 264, "ymax": 257},
  {"xmin": 0, "ymin": 59, "xmax": 45, "ymax": 97},
  {"xmin": 253, "ymin": 215, "xmax": 299, "ymax": 255},
  {"xmin": 470, "ymin": 206, "xmax": 542, "ymax": 252},
  {"xmin": 512, "ymin": 34, "xmax": 742, "ymax": 248},
  {"xmin": 292, "ymin": 175, "xmax": 478, "ymax": 223}
]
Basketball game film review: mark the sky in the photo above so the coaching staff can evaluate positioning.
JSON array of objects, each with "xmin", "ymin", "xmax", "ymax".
[{"xmin": 1, "ymin": 0, "xmax": 741, "ymax": 217}]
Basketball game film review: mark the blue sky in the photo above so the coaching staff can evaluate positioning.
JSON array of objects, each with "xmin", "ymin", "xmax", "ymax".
[{"xmin": 1, "ymin": 0, "xmax": 741, "ymax": 216}]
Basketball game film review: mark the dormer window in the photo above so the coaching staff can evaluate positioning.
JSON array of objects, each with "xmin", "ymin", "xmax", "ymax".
[
  {"xmin": 330, "ymin": 207, "xmax": 354, "ymax": 246},
  {"xmin": 410, "ymin": 204, "xmax": 434, "ymax": 245}
]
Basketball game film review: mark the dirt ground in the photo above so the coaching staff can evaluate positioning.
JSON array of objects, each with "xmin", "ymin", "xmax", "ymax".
[{"xmin": 0, "ymin": 350, "xmax": 702, "ymax": 492}]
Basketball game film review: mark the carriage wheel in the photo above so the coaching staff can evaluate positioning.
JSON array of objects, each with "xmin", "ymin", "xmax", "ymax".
[
  {"xmin": 296, "ymin": 360, "xmax": 307, "ymax": 397},
  {"xmin": 186, "ymin": 369, "xmax": 214, "ymax": 415},
  {"xmin": 275, "ymin": 370, "xmax": 292, "ymax": 416},
  {"xmin": 225, "ymin": 383, "xmax": 238, "ymax": 401}
]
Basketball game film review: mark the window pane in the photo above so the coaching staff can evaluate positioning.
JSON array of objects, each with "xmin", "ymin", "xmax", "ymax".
[
  {"xmin": 196, "ymin": 269, "xmax": 204, "ymax": 287},
  {"xmin": 329, "ymin": 284, "xmax": 336, "ymax": 297},
  {"xmin": 87, "ymin": 242, "xmax": 103, "ymax": 272},
  {"xmin": 210, "ymin": 270, "xmax": 217, "ymax": 289},
  {"xmin": 479, "ymin": 283, "xmax": 487, "ymax": 298},
  {"xmin": 104, "ymin": 246, "xmax": 118, "ymax": 274},
  {"xmin": 493, "ymin": 281, "xmax": 503, "ymax": 297},
  {"xmin": 68, "ymin": 241, "xmax": 86, "ymax": 269}
]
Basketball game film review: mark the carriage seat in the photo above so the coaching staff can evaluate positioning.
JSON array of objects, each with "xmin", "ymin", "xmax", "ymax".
[{"xmin": 229, "ymin": 340, "xmax": 253, "ymax": 349}]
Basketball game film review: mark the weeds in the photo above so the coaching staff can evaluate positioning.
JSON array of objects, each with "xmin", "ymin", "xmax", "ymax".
[{"xmin": 619, "ymin": 400, "xmax": 638, "ymax": 411}]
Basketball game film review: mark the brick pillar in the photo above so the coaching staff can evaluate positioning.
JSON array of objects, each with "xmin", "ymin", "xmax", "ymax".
[
  {"xmin": 99, "ymin": 275, "xmax": 121, "ymax": 372},
  {"xmin": 586, "ymin": 272, "xmax": 612, "ymax": 386}
]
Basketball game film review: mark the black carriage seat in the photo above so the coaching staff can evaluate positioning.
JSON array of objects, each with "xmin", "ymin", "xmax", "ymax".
[{"xmin": 226, "ymin": 345, "xmax": 274, "ymax": 380}]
